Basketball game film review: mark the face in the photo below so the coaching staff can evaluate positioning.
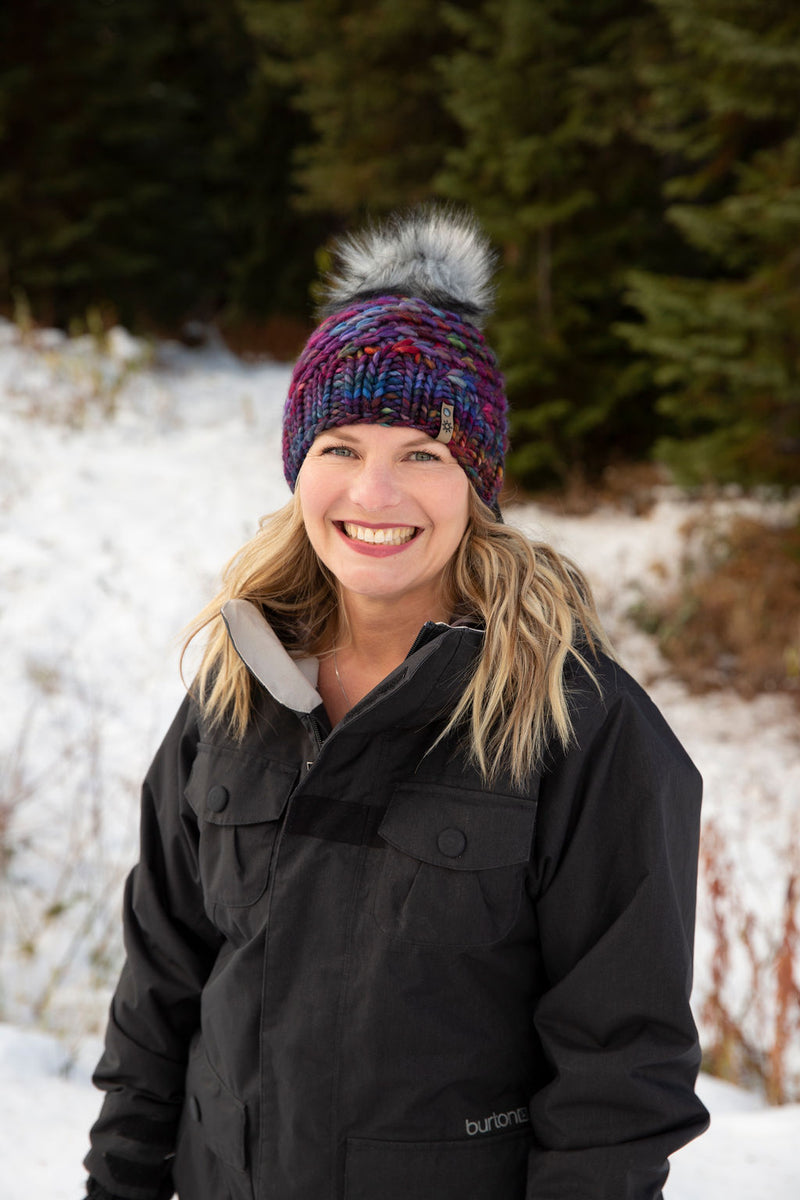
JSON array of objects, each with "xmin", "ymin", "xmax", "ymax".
[{"xmin": 296, "ymin": 423, "xmax": 470, "ymax": 618}]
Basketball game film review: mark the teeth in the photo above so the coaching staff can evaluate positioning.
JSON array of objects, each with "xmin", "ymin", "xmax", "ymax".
[{"xmin": 343, "ymin": 522, "xmax": 416, "ymax": 546}]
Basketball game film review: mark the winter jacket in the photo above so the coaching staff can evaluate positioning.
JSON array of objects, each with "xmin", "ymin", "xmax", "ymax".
[{"xmin": 85, "ymin": 601, "xmax": 709, "ymax": 1200}]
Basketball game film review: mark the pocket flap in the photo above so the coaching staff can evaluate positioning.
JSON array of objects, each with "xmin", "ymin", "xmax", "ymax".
[
  {"xmin": 378, "ymin": 784, "xmax": 536, "ymax": 871},
  {"xmin": 185, "ymin": 744, "xmax": 297, "ymax": 826},
  {"xmin": 345, "ymin": 1130, "xmax": 529, "ymax": 1199}
]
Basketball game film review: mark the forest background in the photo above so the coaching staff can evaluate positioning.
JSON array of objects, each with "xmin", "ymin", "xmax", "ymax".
[
  {"xmin": 1, "ymin": 0, "xmax": 800, "ymax": 1109},
  {"xmin": 3, "ymin": 0, "xmax": 800, "ymax": 494}
]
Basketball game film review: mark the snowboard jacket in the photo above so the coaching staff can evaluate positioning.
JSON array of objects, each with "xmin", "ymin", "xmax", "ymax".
[{"xmin": 85, "ymin": 602, "xmax": 708, "ymax": 1200}]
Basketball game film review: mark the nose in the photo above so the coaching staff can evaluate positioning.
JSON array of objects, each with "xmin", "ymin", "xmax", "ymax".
[{"xmin": 348, "ymin": 456, "xmax": 401, "ymax": 511}]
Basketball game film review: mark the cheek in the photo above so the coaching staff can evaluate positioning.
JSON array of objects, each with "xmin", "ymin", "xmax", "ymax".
[
  {"xmin": 297, "ymin": 457, "xmax": 331, "ymax": 508},
  {"xmin": 438, "ymin": 478, "xmax": 471, "ymax": 541},
  {"xmin": 443, "ymin": 514, "xmax": 469, "ymax": 561},
  {"xmin": 296, "ymin": 469, "xmax": 330, "ymax": 548}
]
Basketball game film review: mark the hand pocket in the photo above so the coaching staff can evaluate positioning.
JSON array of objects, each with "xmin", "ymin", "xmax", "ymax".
[
  {"xmin": 175, "ymin": 1036, "xmax": 253, "ymax": 1200},
  {"xmin": 344, "ymin": 1129, "xmax": 530, "ymax": 1200}
]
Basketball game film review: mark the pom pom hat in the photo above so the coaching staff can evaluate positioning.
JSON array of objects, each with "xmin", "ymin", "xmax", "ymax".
[{"xmin": 282, "ymin": 208, "xmax": 508, "ymax": 509}]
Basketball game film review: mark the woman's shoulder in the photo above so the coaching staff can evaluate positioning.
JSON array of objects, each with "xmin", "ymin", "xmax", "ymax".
[{"xmin": 561, "ymin": 647, "xmax": 700, "ymax": 781}]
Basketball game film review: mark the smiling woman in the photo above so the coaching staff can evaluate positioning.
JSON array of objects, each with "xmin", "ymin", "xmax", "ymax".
[{"xmin": 83, "ymin": 208, "xmax": 709, "ymax": 1200}]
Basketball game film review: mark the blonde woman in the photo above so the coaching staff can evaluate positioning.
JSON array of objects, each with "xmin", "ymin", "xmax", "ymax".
[{"xmin": 84, "ymin": 209, "xmax": 708, "ymax": 1200}]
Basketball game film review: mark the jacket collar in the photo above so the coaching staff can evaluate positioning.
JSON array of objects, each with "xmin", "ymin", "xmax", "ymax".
[
  {"xmin": 221, "ymin": 599, "xmax": 322, "ymax": 714},
  {"xmin": 221, "ymin": 598, "xmax": 482, "ymax": 727}
]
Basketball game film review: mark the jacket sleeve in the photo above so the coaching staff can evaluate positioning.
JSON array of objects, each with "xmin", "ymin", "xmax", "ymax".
[
  {"xmin": 526, "ymin": 664, "xmax": 709, "ymax": 1199},
  {"xmin": 84, "ymin": 694, "xmax": 223, "ymax": 1200}
]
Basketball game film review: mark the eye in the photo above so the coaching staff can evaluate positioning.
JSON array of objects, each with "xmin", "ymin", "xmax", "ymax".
[
  {"xmin": 319, "ymin": 443, "xmax": 355, "ymax": 458},
  {"xmin": 408, "ymin": 449, "xmax": 443, "ymax": 463}
]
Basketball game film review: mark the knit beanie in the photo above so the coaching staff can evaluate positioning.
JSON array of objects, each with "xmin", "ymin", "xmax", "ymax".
[{"xmin": 282, "ymin": 208, "xmax": 508, "ymax": 510}]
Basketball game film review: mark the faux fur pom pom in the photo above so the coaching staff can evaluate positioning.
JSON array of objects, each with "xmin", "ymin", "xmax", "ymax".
[{"xmin": 318, "ymin": 207, "xmax": 496, "ymax": 325}]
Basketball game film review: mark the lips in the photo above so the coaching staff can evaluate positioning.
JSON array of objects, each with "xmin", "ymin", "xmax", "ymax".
[{"xmin": 340, "ymin": 522, "xmax": 418, "ymax": 546}]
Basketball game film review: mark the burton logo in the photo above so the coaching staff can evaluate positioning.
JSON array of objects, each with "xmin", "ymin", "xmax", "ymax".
[{"xmin": 465, "ymin": 1107, "xmax": 530, "ymax": 1136}]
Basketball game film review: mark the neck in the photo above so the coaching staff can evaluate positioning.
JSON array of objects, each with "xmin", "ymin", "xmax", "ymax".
[
  {"xmin": 318, "ymin": 592, "xmax": 450, "ymax": 726},
  {"xmin": 338, "ymin": 591, "xmax": 448, "ymax": 664}
]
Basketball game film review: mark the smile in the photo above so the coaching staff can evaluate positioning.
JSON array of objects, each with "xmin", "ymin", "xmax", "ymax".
[{"xmin": 340, "ymin": 522, "xmax": 418, "ymax": 546}]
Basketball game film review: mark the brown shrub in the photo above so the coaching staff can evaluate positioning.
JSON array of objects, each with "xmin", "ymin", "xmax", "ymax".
[
  {"xmin": 505, "ymin": 460, "xmax": 670, "ymax": 516},
  {"xmin": 642, "ymin": 514, "xmax": 800, "ymax": 699},
  {"xmin": 699, "ymin": 818, "xmax": 800, "ymax": 1103},
  {"xmin": 218, "ymin": 314, "xmax": 313, "ymax": 362}
]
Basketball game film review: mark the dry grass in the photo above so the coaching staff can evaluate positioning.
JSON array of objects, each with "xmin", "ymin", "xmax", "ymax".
[
  {"xmin": 634, "ymin": 513, "xmax": 800, "ymax": 700},
  {"xmin": 218, "ymin": 313, "xmax": 313, "ymax": 362},
  {"xmin": 699, "ymin": 818, "xmax": 800, "ymax": 1103},
  {"xmin": 503, "ymin": 460, "xmax": 671, "ymax": 516}
]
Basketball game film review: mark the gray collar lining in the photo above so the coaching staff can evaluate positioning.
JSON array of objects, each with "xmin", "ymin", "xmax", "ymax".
[{"xmin": 221, "ymin": 599, "xmax": 322, "ymax": 714}]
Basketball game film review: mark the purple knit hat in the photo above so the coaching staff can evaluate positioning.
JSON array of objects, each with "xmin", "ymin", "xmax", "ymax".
[{"xmin": 282, "ymin": 209, "xmax": 508, "ymax": 509}]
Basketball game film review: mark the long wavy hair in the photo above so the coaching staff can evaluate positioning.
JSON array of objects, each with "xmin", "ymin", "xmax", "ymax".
[{"xmin": 182, "ymin": 491, "xmax": 612, "ymax": 787}]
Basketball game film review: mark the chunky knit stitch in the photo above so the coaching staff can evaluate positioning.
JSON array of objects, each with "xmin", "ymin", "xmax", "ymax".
[{"xmin": 282, "ymin": 294, "xmax": 507, "ymax": 507}]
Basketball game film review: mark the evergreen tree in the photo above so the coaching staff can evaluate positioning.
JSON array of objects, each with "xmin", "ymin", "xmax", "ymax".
[
  {"xmin": 240, "ymin": 0, "xmax": 464, "ymax": 218},
  {"xmin": 0, "ymin": 0, "xmax": 314, "ymax": 329},
  {"xmin": 1, "ymin": 0, "xmax": 208, "ymax": 324},
  {"xmin": 184, "ymin": 1, "xmax": 325, "ymax": 324},
  {"xmin": 433, "ymin": 0, "xmax": 686, "ymax": 486},
  {"xmin": 620, "ymin": 0, "xmax": 800, "ymax": 487}
]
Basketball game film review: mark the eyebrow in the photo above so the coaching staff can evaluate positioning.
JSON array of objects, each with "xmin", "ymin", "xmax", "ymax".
[{"xmin": 318, "ymin": 428, "xmax": 359, "ymax": 441}]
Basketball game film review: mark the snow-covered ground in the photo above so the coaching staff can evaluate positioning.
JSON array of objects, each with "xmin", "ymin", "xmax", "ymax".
[{"xmin": 1, "ymin": 319, "xmax": 798, "ymax": 1195}]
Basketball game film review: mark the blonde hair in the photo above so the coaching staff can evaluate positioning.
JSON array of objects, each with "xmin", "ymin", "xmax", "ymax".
[{"xmin": 183, "ymin": 491, "xmax": 612, "ymax": 787}]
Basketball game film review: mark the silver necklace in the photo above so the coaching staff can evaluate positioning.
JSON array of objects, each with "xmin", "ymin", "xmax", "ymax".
[{"xmin": 332, "ymin": 642, "xmax": 351, "ymax": 706}]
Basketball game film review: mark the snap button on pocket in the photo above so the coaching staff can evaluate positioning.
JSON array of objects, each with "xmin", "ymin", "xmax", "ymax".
[
  {"xmin": 206, "ymin": 784, "xmax": 229, "ymax": 813},
  {"xmin": 437, "ymin": 827, "xmax": 467, "ymax": 857},
  {"xmin": 374, "ymin": 785, "xmax": 537, "ymax": 947}
]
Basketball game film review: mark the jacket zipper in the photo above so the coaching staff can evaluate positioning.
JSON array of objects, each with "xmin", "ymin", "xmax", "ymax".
[
  {"xmin": 300, "ymin": 710, "xmax": 326, "ymax": 778},
  {"xmin": 293, "ymin": 623, "xmax": 481, "ymax": 785}
]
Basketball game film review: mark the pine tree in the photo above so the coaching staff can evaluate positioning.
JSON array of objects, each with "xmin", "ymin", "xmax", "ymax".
[
  {"xmin": 620, "ymin": 0, "xmax": 800, "ymax": 487},
  {"xmin": 180, "ymin": 1, "xmax": 324, "ymax": 324},
  {"xmin": 240, "ymin": 0, "xmax": 464, "ymax": 218},
  {"xmin": 0, "ymin": 0, "xmax": 313, "ymax": 329},
  {"xmin": 1, "ymin": 0, "xmax": 200, "ymax": 324},
  {"xmin": 436, "ymin": 0, "xmax": 682, "ymax": 485}
]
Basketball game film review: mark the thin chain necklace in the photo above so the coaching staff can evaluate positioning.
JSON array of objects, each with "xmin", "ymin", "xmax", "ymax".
[{"xmin": 332, "ymin": 642, "xmax": 351, "ymax": 707}]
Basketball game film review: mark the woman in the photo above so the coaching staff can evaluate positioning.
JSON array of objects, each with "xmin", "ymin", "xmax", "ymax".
[{"xmin": 84, "ymin": 208, "xmax": 708, "ymax": 1200}]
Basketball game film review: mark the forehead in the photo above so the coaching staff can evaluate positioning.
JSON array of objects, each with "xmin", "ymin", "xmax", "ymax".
[{"xmin": 314, "ymin": 423, "xmax": 440, "ymax": 450}]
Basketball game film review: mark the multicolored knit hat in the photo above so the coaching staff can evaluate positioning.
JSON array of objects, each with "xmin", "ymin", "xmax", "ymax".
[{"xmin": 282, "ymin": 209, "xmax": 508, "ymax": 509}]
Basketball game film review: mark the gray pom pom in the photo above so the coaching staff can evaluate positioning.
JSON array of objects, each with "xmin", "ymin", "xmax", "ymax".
[{"xmin": 318, "ymin": 206, "xmax": 496, "ymax": 325}]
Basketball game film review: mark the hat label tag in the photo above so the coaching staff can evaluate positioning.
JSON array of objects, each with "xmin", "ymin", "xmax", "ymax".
[{"xmin": 436, "ymin": 402, "xmax": 455, "ymax": 444}]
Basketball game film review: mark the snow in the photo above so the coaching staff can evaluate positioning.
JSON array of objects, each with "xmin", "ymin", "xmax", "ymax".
[
  {"xmin": 1, "ymin": 318, "xmax": 798, "ymax": 1195},
  {"xmin": 0, "ymin": 1024, "xmax": 102, "ymax": 1200},
  {"xmin": 669, "ymin": 1077, "xmax": 800, "ymax": 1199}
]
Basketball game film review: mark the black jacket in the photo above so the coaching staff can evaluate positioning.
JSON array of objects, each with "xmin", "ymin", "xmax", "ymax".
[{"xmin": 86, "ymin": 605, "xmax": 708, "ymax": 1199}]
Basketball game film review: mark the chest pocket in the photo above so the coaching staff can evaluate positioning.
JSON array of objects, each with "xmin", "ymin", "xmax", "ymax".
[
  {"xmin": 373, "ymin": 783, "xmax": 536, "ymax": 948},
  {"xmin": 185, "ymin": 744, "xmax": 297, "ymax": 920}
]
